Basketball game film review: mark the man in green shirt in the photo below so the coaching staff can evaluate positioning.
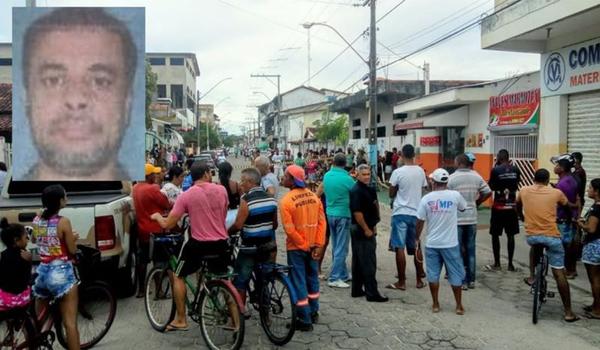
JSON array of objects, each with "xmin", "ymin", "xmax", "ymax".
[
  {"xmin": 323, "ymin": 153, "xmax": 356, "ymax": 288},
  {"xmin": 295, "ymin": 152, "xmax": 305, "ymax": 167}
]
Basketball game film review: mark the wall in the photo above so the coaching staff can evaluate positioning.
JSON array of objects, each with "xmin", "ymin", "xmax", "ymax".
[
  {"xmin": 414, "ymin": 129, "xmax": 441, "ymax": 175},
  {"xmin": 348, "ymin": 99, "xmax": 396, "ymax": 149},
  {"xmin": 0, "ymin": 45, "xmax": 11, "ymax": 84}
]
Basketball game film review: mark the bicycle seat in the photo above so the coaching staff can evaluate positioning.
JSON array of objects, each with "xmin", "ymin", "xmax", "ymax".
[{"xmin": 152, "ymin": 234, "xmax": 184, "ymax": 244}]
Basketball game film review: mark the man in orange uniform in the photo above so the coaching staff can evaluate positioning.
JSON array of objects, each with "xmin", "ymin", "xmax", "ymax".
[{"xmin": 280, "ymin": 165, "xmax": 327, "ymax": 332}]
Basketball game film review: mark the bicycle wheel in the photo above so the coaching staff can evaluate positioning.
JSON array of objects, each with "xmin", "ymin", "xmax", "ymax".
[
  {"xmin": 198, "ymin": 280, "xmax": 245, "ymax": 350},
  {"xmin": 56, "ymin": 281, "xmax": 116, "ymax": 349},
  {"xmin": 532, "ymin": 263, "xmax": 543, "ymax": 324},
  {"xmin": 0, "ymin": 310, "xmax": 35, "ymax": 350},
  {"xmin": 259, "ymin": 275, "xmax": 296, "ymax": 345},
  {"xmin": 144, "ymin": 267, "xmax": 175, "ymax": 332}
]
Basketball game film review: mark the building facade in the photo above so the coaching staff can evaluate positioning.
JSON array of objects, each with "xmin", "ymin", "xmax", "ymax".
[
  {"xmin": 393, "ymin": 72, "xmax": 540, "ymax": 184},
  {"xmin": 481, "ymin": 0, "xmax": 600, "ymax": 197},
  {"xmin": 0, "ymin": 43, "xmax": 11, "ymax": 84}
]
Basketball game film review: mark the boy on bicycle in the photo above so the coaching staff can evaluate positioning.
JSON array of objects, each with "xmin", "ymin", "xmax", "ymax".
[
  {"xmin": 152, "ymin": 161, "xmax": 231, "ymax": 332},
  {"xmin": 517, "ymin": 169, "xmax": 579, "ymax": 322},
  {"xmin": 228, "ymin": 167, "xmax": 278, "ymax": 305},
  {"xmin": 280, "ymin": 165, "xmax": 327, "ymax": 331}
]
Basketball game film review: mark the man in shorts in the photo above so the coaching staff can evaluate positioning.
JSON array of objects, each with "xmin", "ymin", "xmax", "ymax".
[
  {"xmin": 487, "ymin": 149, "xmax": 520, "ymax": 271},
  {"xmin": 387, "ymin": 144, "xmax": 428, "ymax": 290},
  {"xmin": 152, "ymin": 161, "xmax": 232, "ymax": 331},
  {"xmin": 517, "ymin": 169, "xmax": 579, "ymax": 322},
  {"xmin": 228, "ymin": 167, "xmax": 278, "ymax": 306},
  {"xmin": 416, "ymin": 168, "xmax": 467, "ymax": 314}
]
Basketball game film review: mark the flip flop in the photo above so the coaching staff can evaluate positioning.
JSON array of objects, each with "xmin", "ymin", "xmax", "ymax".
[
  {"xmin": 385, "ymin": 283, "xmax": 406, "ymax": 291},
  {"xmin": 523, "ymin": 278, "xmax": 533, "ymax": 286},
  {"xmin": 484, "ymin": 265, "xmax": 501, "ymax": 272},
  {"xmin": 416, "ymin": 281, "xmax": 427, "ymax": 289},
  {"xmin": 166, "ymin": 324, "xmax": 189, "ymax": 332},
  {"xmin": 564, "ymin": 316, "xmax": 580, "ymax": 323},
  {"xmin": 585, "ymin": 312, "xmax": 600, "ymax": 320}
]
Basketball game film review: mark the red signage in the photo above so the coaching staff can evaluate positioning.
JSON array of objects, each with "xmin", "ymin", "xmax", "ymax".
[
  {"xmin": 489, "ymin": 88, "xmax": 540, "ymax": 127},
  {"xmin": 420, "ymin": 136, "xmax": 440, "ymax": 146}
]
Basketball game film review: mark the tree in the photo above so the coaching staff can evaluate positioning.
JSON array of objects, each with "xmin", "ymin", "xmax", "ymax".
[
  {"xmin": 145, "ymin": 60, "xmax": 158, "ymax": 129},
  {"xmin": 313, "ymin": 114, "xmax": 349, "ymax": 147},
  {"xmin": 182, "ymin": 122, "xmax": 221, "ymax": 151}
]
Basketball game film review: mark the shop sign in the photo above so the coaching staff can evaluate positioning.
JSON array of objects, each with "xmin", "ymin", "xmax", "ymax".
[
  {"xmin": 489, "ymin": 88, "xmax": 540, "ymax": 127},
  {"xmin": 541, "ymin": 37, "xmax": 600, "ymax": 96},
  {"xmin": 420, "ymin": 136, "xmax": 440, "ymax": 147}
]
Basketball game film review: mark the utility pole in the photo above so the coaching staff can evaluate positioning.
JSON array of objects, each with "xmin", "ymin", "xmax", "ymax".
[
  {"xmin": 302, "ymin": 23, "xmax": 312, "ymax": 85},
  {"xmin": 250, "ymin": 74, "xmax": 281, "ymax": 150},
  {"xmin": 196, "ymin": 90, "xmax": 200, "ymax": 155},
  {"xmin": 423, "ymin": 62, "xmax": 430, "ymax": 95},
  {"xmin": 367, "ymin": 0, "xmax": 378, "ymax": 187},
  {"xmin": 206, "ymin": 108, "xmax": 210, "ymax": 151}
]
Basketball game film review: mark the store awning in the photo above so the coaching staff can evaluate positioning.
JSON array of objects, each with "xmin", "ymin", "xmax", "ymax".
[
  {"xmin": 394, "ymin": 106, "xmax": 468, "ymax": 131},
  {"xmin": 171, "ymin": 129, "xmax": 185, "ymax": 145}
]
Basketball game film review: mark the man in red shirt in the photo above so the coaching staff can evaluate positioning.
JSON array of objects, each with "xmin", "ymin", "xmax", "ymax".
[
  {"xmin": 391, "ymin": 147, "xmax": 399, "ymax": 170},
  {"xmin": 132, "ymin": 163, "xmax": 171, "ymax": 297}
]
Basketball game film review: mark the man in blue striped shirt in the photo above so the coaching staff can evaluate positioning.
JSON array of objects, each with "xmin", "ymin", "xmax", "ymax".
[{"xmin": 229, "ymin": 167, "xmax": 278, "ymax": 305}]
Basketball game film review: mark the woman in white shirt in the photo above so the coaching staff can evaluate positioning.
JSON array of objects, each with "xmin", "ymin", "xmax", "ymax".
[{"xmin": 161, "ymin": 166, "xmax": 185, "ymax": 205}]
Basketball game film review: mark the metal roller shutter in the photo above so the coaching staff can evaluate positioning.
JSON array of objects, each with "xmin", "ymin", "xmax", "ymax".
[{"xmin": 567, "ymin": 91, "xmax": 600, "ymax": 212}]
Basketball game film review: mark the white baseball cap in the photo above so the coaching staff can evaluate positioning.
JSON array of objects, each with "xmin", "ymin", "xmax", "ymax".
[{"xmin": 429, "ymin": 168, "xmax": 450, "ymax": 183}]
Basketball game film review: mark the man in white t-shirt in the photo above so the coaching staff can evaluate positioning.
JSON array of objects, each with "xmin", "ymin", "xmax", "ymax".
[
  {"xmin": 255, "ymin": 156, "xmax": 279, "ymax": 198},
  {"xmin": 416, "ymin": 168, "xmax": 467, "ymax": 315},
  {"xmin": 272, "ymin": 149, "xmax": 284, "ymax": 181},
  {"xmin": 387, "ymin": 144, "xmax": 428, "ymax": 291}
]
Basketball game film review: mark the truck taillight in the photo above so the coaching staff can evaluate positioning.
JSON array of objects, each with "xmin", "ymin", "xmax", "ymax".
[{"xmin": 95, "ymin": 216, "xmax": 116, "ymax": 251}]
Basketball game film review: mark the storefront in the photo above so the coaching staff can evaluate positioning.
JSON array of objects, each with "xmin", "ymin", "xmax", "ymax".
[
  {"xmin": 541, "ymin": 37, "xmax": 600, "ymax": 204},
  {"xmin": 488, "ymin": 88, "xmax": 540, "ymax": 187}
]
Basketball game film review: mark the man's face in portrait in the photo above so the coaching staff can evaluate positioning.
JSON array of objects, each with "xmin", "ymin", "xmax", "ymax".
[{"xmin": 26, "ymin": 27, "xmax": 130, "ymax": 177}]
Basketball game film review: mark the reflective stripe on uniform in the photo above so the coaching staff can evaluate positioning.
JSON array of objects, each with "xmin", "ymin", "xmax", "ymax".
[
  {"xmin": 308, "ymin": 292, "xmax": 320, "ymax": 299},
  {"xmin": 297, "ymin": 298, "xmax": 309, "ymax": 307}
]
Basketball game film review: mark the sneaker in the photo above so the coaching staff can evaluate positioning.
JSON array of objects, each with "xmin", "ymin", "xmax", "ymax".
[
  {"xmin": 345, "ymin": 274, "xmax": 353, "ymax": 282},
  {"xmin": 328, "ymin": 280, "xmax": 350, "ymax": 288},
  {"xmin": 468, "ymin": 282, "xmax": 475, "ymax": 289},
  {"xmin": 462, "ymin": 284, "xmax": 468, "ymax": 291},
  {"xmin": 311, "ymin": 311, "xmax": 319, "ymax": 324}
]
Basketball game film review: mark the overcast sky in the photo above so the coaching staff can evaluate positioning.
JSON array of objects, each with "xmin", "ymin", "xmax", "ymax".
[{"xmin": 0, "ymin": 0, "xmax": 540, "ymax": 135}]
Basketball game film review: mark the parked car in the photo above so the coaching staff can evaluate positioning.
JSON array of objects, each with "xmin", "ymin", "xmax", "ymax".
[
  {"xmin": 0, "ymin": 171, "xmax": 137, "ymax": 296},
  {"xmin": 191, "ymin": 155, "xmax": 216, "ymax": 175}
]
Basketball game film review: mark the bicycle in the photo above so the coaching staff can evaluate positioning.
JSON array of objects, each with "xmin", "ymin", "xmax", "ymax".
[
  {"xmin": 144, "ymin": 234, "xmax": 245, "ymax": 350},
  {"xmin": 531, "ymin": 244, "xmax": 555, "ymax": 324},
  {"xmin": 231, "ymin": 234, "xmax": 297, "ymax": 346},
  {"xmin": 0, "ymin": 245, "xmax": 117, "ymax": 349}
]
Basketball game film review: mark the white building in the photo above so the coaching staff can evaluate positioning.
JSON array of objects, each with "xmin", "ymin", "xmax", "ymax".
[
  {"xmin": 481, "ymin": 0, "xmax": 600, "ymax": 187},
  {"xmin": 0, "ymin": 43, "xmax": 11, "ymax": 84}
]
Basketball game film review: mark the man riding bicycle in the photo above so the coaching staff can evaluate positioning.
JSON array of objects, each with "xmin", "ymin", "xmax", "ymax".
[
  {"xmin": 228, "ymin": 167, "xmax": 278, "ymax": 306},
  {"xmin": 517, "ymin": 169, "xmax": 579, "ymax": 322},
  {"xmin": 152, "ymin": 161, "xmax": 232, "ymax": 332}
]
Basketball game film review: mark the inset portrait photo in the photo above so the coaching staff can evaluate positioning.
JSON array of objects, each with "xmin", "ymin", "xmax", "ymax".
[{"xmin": 12, "ymin": 7, "xmax": 145, "ymax": 181}]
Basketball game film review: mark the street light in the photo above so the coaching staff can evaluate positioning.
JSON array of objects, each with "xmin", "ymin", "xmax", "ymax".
[
  {"xmin": 301, "ymin": 22, "xmax": 369, "ymax": 66},
  {"xmin": 252, "ymin": 91, "xmax": 271, "ymax": 101},
  {"xmin": 196, "ymin": 77, "xmax": 232, "ymax": 154}
]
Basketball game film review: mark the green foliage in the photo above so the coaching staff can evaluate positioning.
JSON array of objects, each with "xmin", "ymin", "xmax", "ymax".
[
  {"xmin": 222, "ymin": 134, "xmax": 244, "ymax": 148},
  {"xmin": 145, "ymin": 61, "xmax": 158, "ymax": 130},
  {"xmin": 182, "ymin": 122, "xmax": 221, "ymax": 151},
  {"xmin": 313, "ymin": 114, "xmax": 349, "ymax": 146}
]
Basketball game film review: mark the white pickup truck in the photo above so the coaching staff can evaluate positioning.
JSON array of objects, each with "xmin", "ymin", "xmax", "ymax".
[{"xmin": 0, "ymin": 171, "xmax": 137, "ymax": 296}]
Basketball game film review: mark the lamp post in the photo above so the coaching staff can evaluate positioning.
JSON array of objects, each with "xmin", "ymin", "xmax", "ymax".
[
  {"xmin": 197, "ymin": 77, "xmax": 232, "ymax": 154},
  {"xmin": 302, "ymin": 15, "xmax": 378, "ymax": 187},
  {"xmin": 301, "ymin": 23, "xmax": 312, "ymax": 85}
]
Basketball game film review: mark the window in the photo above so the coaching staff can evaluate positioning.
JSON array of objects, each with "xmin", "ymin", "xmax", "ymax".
[
  {"xmin": 352, "ymin": 118, "xmax": 361, "ymax": 127},
  {"xmin": 156, "ymin": 84, "xmax": 166, "ymax": 98},
  {"xmin": 170, "ymin": 57, "xmax": 184, "ymax": 65},
  {"xmin": 171, "ymin": 84, "xmax": 183, "ymax": 108},
  {"xmin": 394, "ymin": 129, "xmax": 407, "ymax": 136},
  {"xmin": 0, "ymin": 58, "xmax": 11, "ymax": 66},
  {"xmin": 149, "ymin": 57, "xmax": 165, "ymax": 65},
  {"xmin": 376, "ymin": 114, "xmax": 381, "ymax": 123},
  {"xmin": 352, "ymin": 130, "xmax": 361, "ymax": 139},
  {"xmin": 377, "ymin": 126, "xmax": 386, "ymax": 137},
  {"xmin": 393, "ymin": 113, "xmax": 407, "ymax": 120}
]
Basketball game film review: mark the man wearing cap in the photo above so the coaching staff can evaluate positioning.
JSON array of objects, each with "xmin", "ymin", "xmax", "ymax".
[
  {"xmin": 132, "ymin": 163, "xmax": 171, "ymax": 297},
  {"xmin": 416, "ymin": 168, "xmax": 467, "ymax": 315},
  {"xmin": 280, "ymin": 165, "xmax": 327, "ymax": 331},
  {"xmin": 448, "ymin": 153, "xmax": 492, "ymax": 290}
]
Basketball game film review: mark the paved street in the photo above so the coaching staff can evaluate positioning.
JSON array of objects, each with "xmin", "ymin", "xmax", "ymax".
[{"xmin": 101, "ymin": 158, "xmax": 600, "ymax": 349}]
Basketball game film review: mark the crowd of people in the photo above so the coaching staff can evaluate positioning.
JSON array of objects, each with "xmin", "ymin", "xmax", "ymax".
[{"xmin": 1, "ymin": 142, "xmax": 600, "ymax": 347}]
